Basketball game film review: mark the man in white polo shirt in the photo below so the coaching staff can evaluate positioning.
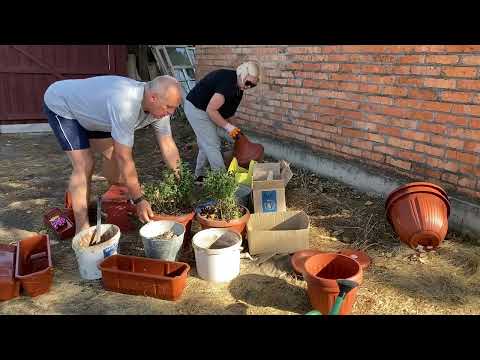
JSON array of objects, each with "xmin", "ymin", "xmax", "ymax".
[{"xmin": 43, "ymin": 75, "xmax": 183, "ymax": 234}]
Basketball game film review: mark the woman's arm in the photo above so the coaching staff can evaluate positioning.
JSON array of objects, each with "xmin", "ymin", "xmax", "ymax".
[{"xmin": 206, "ymin": 93, "xmax": 240, "ymax": 138}]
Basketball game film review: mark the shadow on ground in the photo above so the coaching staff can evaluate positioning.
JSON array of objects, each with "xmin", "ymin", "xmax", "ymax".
[{"xmin": 228, "ymin": 274, "xmax": 310, "ymax": 314}]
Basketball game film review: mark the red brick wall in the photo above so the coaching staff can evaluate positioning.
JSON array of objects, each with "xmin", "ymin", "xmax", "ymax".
[{"xmin": 195, "ymin": 45, "xmax": 480, "ymax": 200}]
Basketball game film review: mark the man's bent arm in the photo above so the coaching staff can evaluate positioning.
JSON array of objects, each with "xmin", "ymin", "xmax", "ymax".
[
  {"xmin": 113, "ymin": 140, "xmax": 143, "ymax": 200},
  {"xmin": 156, "ymin": 133, "xmax": 181, "ymax": 171}
]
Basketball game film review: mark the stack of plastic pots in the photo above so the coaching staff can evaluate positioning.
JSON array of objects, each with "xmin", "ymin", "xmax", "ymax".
[{"xmin": 385, "ymin": 182, "xmax": 451, "ymax": 249}]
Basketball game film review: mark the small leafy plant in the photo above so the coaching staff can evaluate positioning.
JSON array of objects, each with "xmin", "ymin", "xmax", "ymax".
[
  {"xmin": 144, "ymin": 161, "xmax": 195, "ymax": 215},
  {"xmin": 201, "ymin": 169, "xmax": 243, "ymax": 221}
]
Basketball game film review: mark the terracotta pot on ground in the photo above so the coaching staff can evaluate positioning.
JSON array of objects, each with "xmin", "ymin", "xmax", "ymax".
[
  {"xmin": 385, "ymin": 182, "xmax": 450, "ymax": 249},
  {"xmin": 290, "ymin": 249, "xmax": 323, "ymax": 275},
  {"xmin": 291, "ymin": 249, "xmax": 371, "ymax": 276},
  {"xmin": 15, "ymin": 234, "xmax": 54, "ymax": 297},
  {"xmin": 303, "ymin": 253, "xmax": 363, "ymax": 315},
  {"xmin": 233, "ymin": 133, "xmax": 264, "ymax": 168},
  {"xmin": 65, "ymin": 187, "xmax": 135, "ymax": 233},
  {"xmin": 195, "ymin": 205, "xmax": 250, "ymax": 237},
  {"xmin": 338, "ymin": 249, "xmax": 371, "ymax": 271},
  {"xmin": 99, "ymin": 254, "xmax": 190, "ymax": 301}
]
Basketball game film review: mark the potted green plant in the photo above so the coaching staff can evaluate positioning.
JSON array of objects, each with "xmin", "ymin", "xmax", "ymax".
[
  {"xmin": 143, "ymin": 161, "xmax": 196, "ymax": 239},
  {"xmin": 195, "ymin": 169, "xmax": 250, "ymax": 235}
]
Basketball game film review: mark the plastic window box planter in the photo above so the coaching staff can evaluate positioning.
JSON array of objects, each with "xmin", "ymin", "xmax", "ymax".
[
  {"xmin": 44, "ymin": 208, "xmax": 75, "ymax": 240},
  {"xmin": 15, "ymin": 234, "xmax": 54, "ymax": 297},
  {"xmin": 99, "ymin": 254, "xmax": 190, "ymax": 301},
  {"xmin": 0, "ymin": 244, "xmax": 21, "ymax": 301}
]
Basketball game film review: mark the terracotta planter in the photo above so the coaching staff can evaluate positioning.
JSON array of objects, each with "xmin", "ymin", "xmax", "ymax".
[
  {"xmin": 103, "ymin": 202, "xmax": 136, "ymax": 233},
  {"xmin": 101, "ymin": 184, "xmax": 130, "ymax": 202},
  {"xmin": 15, "ymin": 234, "xmax": 53, "ymax": 297},
  {"xmin": 99, "ymin": 254, "xmax": 190, "ymax": 301},
  {"xmin": 303, "ymin": 253, "xmax": 363, "ymax": 315},
  {"xmin": 195, "ymin": 204, "xmax": 250, "ymax": 237},
  {"xmin": 233, "ymin": 133, "xmax": 264, "ymax": 168},
  {"xmin": 65, "ymin": 185, "xmax": 130, "ymax": 208},
  {"xmin": 0, "ymin": 244, "xmax": 20, "ymax": 301},
  {"xmin": 385, "ymin": 182, "xmax": 450, "ymax": 249},
  {"xmin": 338, "ymin": 249, "xmax": 371, "ymax": 271},
  {"xmin": 290, "ymin": 249, "xmax": 323, "ymax": 275}
]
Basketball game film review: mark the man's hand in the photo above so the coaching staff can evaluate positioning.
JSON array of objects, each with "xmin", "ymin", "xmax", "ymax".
[
  {"xmin": 136, "ymin": 199, "xmax": 154, "ymax": 223},
  {"xmin": 224, "ymin": 123, "xmax": 241, "ymax": 139}
]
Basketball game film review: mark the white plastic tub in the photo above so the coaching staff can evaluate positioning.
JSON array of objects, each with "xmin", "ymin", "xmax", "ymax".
[
  {"xmin": 192, "ymin": 228, "xmax": 242, "ymax": 283},
  {"xmin": 71, "ymin": 224, "xmax": 121, "ymax": 280}
]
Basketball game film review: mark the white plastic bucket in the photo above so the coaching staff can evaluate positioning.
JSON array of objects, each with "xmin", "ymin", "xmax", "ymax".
[
  {"xmin": 139, "ymin": 220, "xmax": 185, "ymax": 261},
  {"xmin": 71, "ymin": 224, "xmax": 121, "ymax": 280},
  {"xmin": 192, "ymin": 228, "xmax": 242, "ymax": 283}
]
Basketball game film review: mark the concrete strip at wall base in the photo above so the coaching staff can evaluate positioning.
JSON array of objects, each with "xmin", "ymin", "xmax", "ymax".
[
  {"xmin": 245, "ymin": 131, "xmax": 480, "ymax": 238},
  {"xmin": 0, "ymin": 123, "xmax": 52, "ymax": 133}
]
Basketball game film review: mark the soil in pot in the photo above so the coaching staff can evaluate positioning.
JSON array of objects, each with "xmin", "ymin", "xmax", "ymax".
[
  {"xmin": 196, "ymin": 204, "xmax": 250, "ymax": 237},
  {"xmin": 199, "ymin": 204, "xmax": 247, "ymax": 221},
  {"xmin": 152, "ymin": 230, "xmax": 176, "ymax": 241},
  {"xmin": 76, "ymin": 225, "xmax": 119, "ymax": 248},
  {"xmin": 150, "ymin": 211, "xmax": 196, "ymax": 254}
]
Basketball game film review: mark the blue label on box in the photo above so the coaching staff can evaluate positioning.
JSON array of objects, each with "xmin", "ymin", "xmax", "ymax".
[
  {"xmin": 103, "ymin": 243, "xmax": 118, "ymax": 258},
  {"xmin": 261, "ymin": 190, "xmax": 277, "ymax": 212}
]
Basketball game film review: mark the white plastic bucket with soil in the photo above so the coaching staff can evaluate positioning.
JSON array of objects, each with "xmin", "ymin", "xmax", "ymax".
[
  {"xmin": 139, "ymin": 220, "xmax": 185, "ymax": 261},
  {"xmin": 192, "ymin": 228, "xmax": 242, "ymax": 283},
  {"xmin": 71, "ymin": 224, "xmax": 121, "ymax": 280}
]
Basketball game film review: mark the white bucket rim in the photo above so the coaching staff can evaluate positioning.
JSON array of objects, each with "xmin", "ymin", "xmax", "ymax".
[
  {"xmin": 192, "ymin": 228, "xmax": 242, "ymax": 255},
  {"xmin": 139, "ymin": 220, "xmax": 185, "ymax": 240},
  {"xmin": 72, "ymin": 224, "xmax": 121, "ymax": 252}
]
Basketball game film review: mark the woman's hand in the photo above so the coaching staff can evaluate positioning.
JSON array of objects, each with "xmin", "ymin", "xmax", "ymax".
[{"xmin": 224, "ymin": 123, "xmax": 241, "ymax": 139}]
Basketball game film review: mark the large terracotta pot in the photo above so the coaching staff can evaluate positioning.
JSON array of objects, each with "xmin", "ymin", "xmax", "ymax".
[
  {"xmin": 303, "ymin": 253, "xmax": 363, "ymax": 315},
  {"xmin": 385, "ymin": 182, "xmax": 450, "ymax": 249},
  {"xmin": 195, "ymin": 204, "xmax": 250, "ymax": 237},
  {"xmin": 233, "ymin": 133, "xmax": 264, "ymax": 168}
]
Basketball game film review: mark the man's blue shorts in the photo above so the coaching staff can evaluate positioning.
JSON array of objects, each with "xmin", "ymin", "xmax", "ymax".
[{"xmin": 43, "ymin": 103, "xmax": 111, "ymax": 151}]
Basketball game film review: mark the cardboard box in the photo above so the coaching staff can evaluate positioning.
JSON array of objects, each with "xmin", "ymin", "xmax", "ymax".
[
  {"xmin": 251, "ymin": 161, "xmax": 293, "ymax": 213},
  {"xmin": 246, "ymin": 211, "xmax": 310, "ymax": 255}
]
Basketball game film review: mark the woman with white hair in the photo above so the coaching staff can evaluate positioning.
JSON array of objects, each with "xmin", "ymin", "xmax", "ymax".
[{"xmin": 184, "ymin": 61, "xmax": 260, "ymax": 183}]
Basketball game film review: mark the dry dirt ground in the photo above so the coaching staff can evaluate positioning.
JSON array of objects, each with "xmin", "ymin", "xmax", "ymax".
[{"xmin": 1, "ymin": 116, "xmax": 480, "ymax": 315}]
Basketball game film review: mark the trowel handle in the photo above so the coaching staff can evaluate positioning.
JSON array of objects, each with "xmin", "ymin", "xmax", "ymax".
[
  {"xmin": 329, "ymin": 293, "xmax": 347, "ymax": 315},
  {"xmin": 328, "ymin": 279, "xmax": 359, "ymax": 315}
]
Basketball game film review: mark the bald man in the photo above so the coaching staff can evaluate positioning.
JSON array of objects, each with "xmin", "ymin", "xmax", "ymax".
[{"xmin": 43, "ymin": 75, "xmax": 183, "ymax": 234}]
